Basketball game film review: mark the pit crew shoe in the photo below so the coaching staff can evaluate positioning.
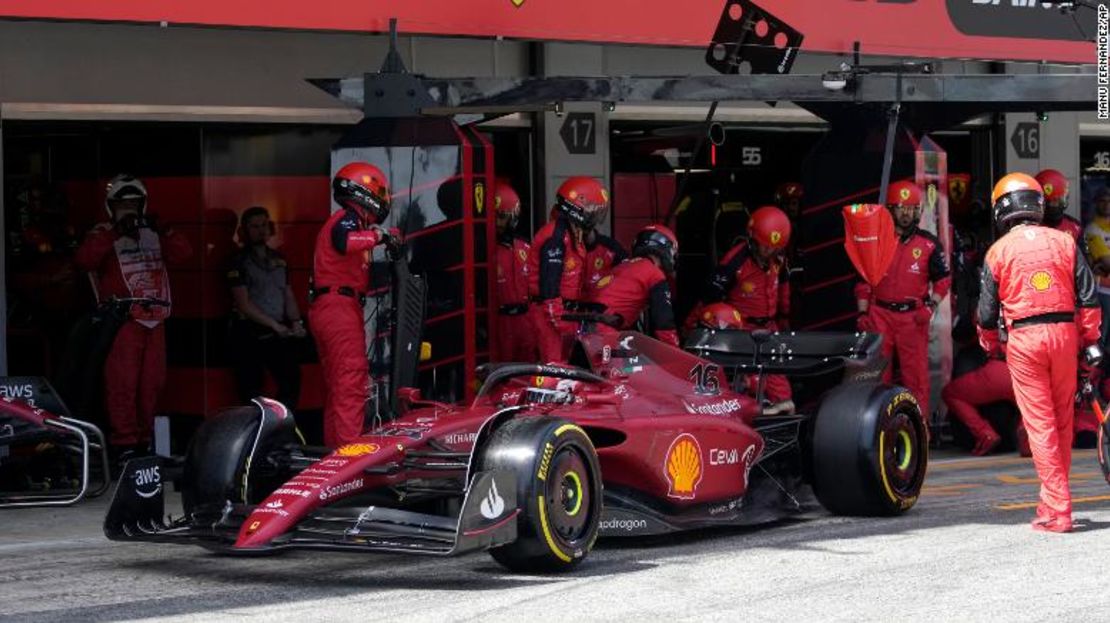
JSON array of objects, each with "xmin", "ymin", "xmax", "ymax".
[
  {"xmin": 1031, "ymin": 516, "xmax": 1073, "ymax": 533},
  {"xmin": 762, "ymin": 399, "xmax": 795, "ymax": 417},
  {"xmin": 970, "ymin": 431, "xmax": 1001, "ymax": 456}
]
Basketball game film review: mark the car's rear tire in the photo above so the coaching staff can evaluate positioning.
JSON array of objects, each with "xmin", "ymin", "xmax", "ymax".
[
  {"xmin": 811, "ymin": 383, "xmax": 926, "ymax": 516},
  {"xmin": 182, "ymin": 405, "xmax": 302, "ymax": 514},
  {"xmin": 480, "ymin": 416, "xmax": 602, "ymax": 573}
]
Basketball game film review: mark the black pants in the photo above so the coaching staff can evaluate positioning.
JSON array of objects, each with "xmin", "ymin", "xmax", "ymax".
[{"xmin": 230, "ymin": 321, "xmax": 302, "ymax": 409}]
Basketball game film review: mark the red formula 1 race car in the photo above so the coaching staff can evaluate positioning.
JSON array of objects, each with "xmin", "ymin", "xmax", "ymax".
[{"xmin": 105, "ymin": 328, "xmax": 926, "ymax": 572}]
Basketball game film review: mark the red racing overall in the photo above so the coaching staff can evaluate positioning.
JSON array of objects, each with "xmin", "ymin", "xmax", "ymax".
[
  {"xmin": 706, "ymin": 242, "xmax": 791, "ymax": 402},
  {"xmin": 75, "ymin": 225, "xmax": 191, "ymax": 447},
  {"xmin": 941, "ymin": 348, "xmax": 1015, "ymax": 454},
  {"xmin": 308, "ymin": 209, "xmax": 388, "ymax": 447},
  {"xmin": 494, "ymin": 237, "xmax": 537, "ymax": 361},
  {"xmin": 856, "ymin": 227, "xmax": 951, "ymax": 418},
  {"xmin": 583, "ymin": 233, "xmax": 627, "ymax": 297},
  {"xmin": 590, "ymin": 257, "xmax": 678, "ymax": 345},
  {"xmin": 528, "ymin": 218, "xmax": 587, "ymax": 362},
  {"xmin": 979, "ymin": 224, "xmax": 1101, "ymax": 527}
]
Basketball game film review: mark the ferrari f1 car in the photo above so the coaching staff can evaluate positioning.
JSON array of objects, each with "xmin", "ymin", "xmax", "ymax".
[
  {"xmin": 106, "ymin": 327, "xmax": 927, "ymax": 572},
  {"xmin": 1, "ymin": 376, "xmax": 111, "ymax": 507}
]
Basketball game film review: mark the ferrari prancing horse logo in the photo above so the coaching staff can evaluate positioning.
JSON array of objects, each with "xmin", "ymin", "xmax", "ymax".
[
  {"xmin": 474, "ymin": 182, "xmax": 486, "ymax": 215},
  {"xmin": 912, "ymin": 248, "xmax": 922, "ymax": 259}
]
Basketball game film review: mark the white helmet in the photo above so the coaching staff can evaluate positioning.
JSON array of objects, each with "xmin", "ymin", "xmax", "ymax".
[{"xmin": 105, "ymin": 174, "xmax": 148, "ymax": 219}]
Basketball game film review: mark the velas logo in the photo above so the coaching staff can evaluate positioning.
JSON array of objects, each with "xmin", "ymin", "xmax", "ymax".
[
  {"xmin": 479, "ymin": 479, "xmax": 506, "ymax": 519},
  {"xmin": 1030, "ymin": 271, "xmax": 1053, "ymax": 292},
  {"xmin": 664, "ymin": 433, "xmax": 703, "ymax": 500},
  {"xmin": 335, "ymin": 443, "xmax": 380, "ymax": 457}
]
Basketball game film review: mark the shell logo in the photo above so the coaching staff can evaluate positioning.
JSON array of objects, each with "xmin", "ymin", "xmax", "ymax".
[
  {"xmin": 336, "ymin": 443, "xmax": 380, "ymax": 457},
  {"xmin": 1030, "ymin": 271, "xmax": 1053, "ymax": 292},
  {"xmin": 597, "ymin": 276, "xmax": 612, "ymax": 288},
  {"xmin": 664, "ymin": 433, "xmax": 703, "ymax": 499},
  {"xmin": 741, "ymin": 281, "xmax": 755, "ymax": 294},
  {"xmin": 770, "ymin": 231, "xmax": 782, "ymax": 245},
  {"xmin": 912, "ymin": 248, "xmax": 922, "ymax": 259}
]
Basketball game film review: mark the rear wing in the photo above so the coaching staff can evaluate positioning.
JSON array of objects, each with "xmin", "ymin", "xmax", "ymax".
[{"xmin": 684, "ymin": 329, "xmax": 885, "ymax": 381}]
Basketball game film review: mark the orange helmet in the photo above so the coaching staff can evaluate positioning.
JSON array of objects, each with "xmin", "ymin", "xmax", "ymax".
[
  {"xmin": 886, "ymin": 180, "xmax": 923, "ymax": 208},
  {"xmin": 1034, "ymin": 169, "xmax": 1069, "ymax": 207},
  {"xmin": 555, "ymin": 176, "xmax": 610, "ymax": 230},
  {"xmin": 774, "ymin": 182, "xmax": 804, "ymax": 203},
  {"xmin": 333, "ymin": 162, "xmax": 390, "ymax": 224},
  {"xmin": 698, "ymin": 303, "xmax": 744, "ymax": 330},
  {"xmin": 991, "ymin": 172, "xmax": 1044, "ymax": 230},
  {"xmin": 748, "ymin": 206, "xmax": 792, "ymax": 250},
  {"xmin": 632, "ymin": 224, "xmax": 679, "ymax": 274}
]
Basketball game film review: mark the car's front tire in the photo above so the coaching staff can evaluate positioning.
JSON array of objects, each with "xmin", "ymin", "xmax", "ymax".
[
  {"xmin": 182, "ymin": 404, "xmax": 301, "ymax": 515},
  {"xmin": 811, "ymin": 383, "xmax": 926, "ymax": 516},
  {"xmin": 480, "ymin": 416, "xmax": 602, "ymax": 573}
]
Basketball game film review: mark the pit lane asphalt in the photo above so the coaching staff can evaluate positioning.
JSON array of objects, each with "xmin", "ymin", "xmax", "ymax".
[{"xmin": 3, "ymin": 449, "xmax": 1110, "ymax": 623}]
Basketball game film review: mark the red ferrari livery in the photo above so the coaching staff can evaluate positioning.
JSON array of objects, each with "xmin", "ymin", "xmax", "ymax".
[{"xmin": 106, "ymin": 328, "xmax": 927, "ymax": 572}]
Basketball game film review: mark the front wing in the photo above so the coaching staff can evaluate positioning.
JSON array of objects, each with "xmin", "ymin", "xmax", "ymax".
[{"xmin": 104, "ymin": 457, "xmax": 519, "ymax": 557}]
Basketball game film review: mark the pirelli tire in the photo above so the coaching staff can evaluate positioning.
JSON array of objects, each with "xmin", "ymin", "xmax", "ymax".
[
  {"xmin": 480, "ymin": 416, "xmax": 602, "ymax": 573},
  {"xmin": 811, "ymin": 383, "xmax": 926, "ymax": 516},
  {"xmin": 182, "ymin": 406, "xmax": 302, "ymax": 515}
]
